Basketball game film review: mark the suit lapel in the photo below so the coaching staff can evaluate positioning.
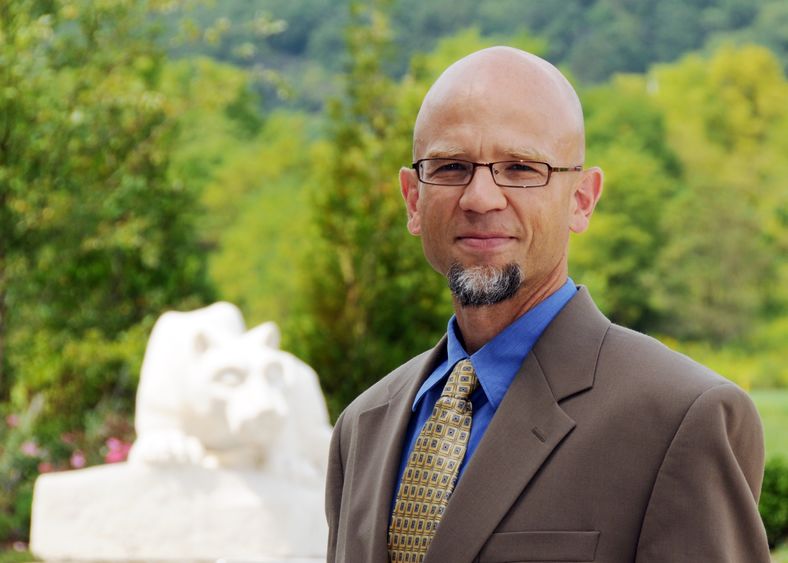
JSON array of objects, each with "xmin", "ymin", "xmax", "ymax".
[
  {"xmin": 423, "ymin": 353, "xmax": 575, "ymax": 562},
  {"xmin": 531, "ymin": 287, "xmax": 610, "ymax": 403},
  {"xmin": 345, "ymin": 338, "xmax": 447, "ymax": 561},
  {"xmin": 424, "ymin": 287, "xmax": 610, "ymax": 563}
]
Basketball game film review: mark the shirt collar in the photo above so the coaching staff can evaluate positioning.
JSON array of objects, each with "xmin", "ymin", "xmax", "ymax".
[{"xmin": 412, "ymin": 278, "xmax": 577, "ymax": 411}]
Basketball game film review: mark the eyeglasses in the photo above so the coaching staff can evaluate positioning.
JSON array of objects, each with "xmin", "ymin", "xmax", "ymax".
[{"xmin": 412, "ymin": 158, "xmax": 583, "ymax": 188}]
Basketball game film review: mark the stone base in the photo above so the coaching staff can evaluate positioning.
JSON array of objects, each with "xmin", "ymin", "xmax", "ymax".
[{"xmin": 30, "ymin": 463, "xmax": 327, "ymax": 561}]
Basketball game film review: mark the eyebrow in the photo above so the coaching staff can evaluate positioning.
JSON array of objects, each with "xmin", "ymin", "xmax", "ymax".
[
  {"xmin": 423, "ymin": 146, "xmax": 467, "ymax": 159},
  {"xmin": 503, "ymin": 146, "xmax": 551, "ymax": 162},
  {"xmin": 421, "ymin": 145, "xmax": 552, "ymax": 162}
]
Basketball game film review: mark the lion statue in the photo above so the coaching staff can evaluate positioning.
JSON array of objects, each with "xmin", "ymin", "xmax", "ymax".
[
  {"xmin": 31, "ymin": 302, "xmax": 331, "ymax": 561},
  {"xmin": 128, "ymin": 302, "xmax": 331, "ymax": 483}
]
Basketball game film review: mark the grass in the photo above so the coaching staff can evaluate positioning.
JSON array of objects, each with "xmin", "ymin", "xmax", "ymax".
[
  {"xmin": 0, "ymin": 549, "xmax": 36, "ymax": 563},
  {"xmin": 773, "ymin": 543, "xmax": 788, "ymax": 563},
  {"xmin": 751, "ymin": 390, "xmax": 788, "ymax": 562},
  {"xmin": 750, "ymin": 389, "xmax": 788, "ymax": 461}
]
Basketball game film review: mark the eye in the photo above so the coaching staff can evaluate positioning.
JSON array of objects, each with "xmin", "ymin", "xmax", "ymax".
[
  {"xmin": 213, "ymin": 368, "xmax": 245, "ymax": 387},
  {"xmin": 504, "ymin": 162, "xmax": 537, "ymax": 172},
  {"xmin": 434, "ymin": 161, "xmax": 467, "ymax": 173},
  {"xmin": 423, "ymin": 159, "xmax": 471, "ymax": 181},
  {"xmin": 494, "ymin": 161, "xmax": 548, "ymax": 186}
]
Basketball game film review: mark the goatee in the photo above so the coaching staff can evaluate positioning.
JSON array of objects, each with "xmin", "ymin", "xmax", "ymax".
[{"xmin": 446, "ymin": 262, "xmax": 523, "ymax": 307}]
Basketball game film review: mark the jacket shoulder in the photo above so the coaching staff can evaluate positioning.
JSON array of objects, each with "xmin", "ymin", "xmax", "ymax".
[{"xmin": 600, "ymin": 323, "xmax": 731, "ymax": 394}]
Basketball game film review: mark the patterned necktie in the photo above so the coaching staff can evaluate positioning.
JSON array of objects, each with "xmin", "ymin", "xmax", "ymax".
[{"xmin": 388, "ymin": 359, "xmax": 479, "ymax": 562}]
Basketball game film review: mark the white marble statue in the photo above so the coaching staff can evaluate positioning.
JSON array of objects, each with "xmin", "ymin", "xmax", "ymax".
[
  {"xmin": 30, "ymin": 302, "xmax": 331, "ymax": 562},
  {"xmin": 130, "ymin": 301, "xmax": 330, "ymax": 480}
]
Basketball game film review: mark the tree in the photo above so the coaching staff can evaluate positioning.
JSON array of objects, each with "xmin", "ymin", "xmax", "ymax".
[
  {"xmin": 0, "ymin": 0, "xmax": 213, "ymax": 539},
  {"xmin": 649, "ymin": 45, "xmax": 787, "ymax": 343},
  {"xmin": 292, "ymin": 1, "xmax": 450, "ymax": 418},
  {"xmin": 570, "ymin": 74, "xmax": 681, "ymax": 331},
  {"xmin": 201, "ymin": 110, "xmax": 319, "ymax": 327}
]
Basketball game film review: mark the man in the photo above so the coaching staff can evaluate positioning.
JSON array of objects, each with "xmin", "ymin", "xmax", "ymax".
[{"xmin": 325, "ymin": 46, "xmax": 770, "ymax": 562}]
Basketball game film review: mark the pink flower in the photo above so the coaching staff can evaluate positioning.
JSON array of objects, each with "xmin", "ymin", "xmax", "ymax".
[
  {"xmin": 21, "ymin": 441, "xmax": 39, "ymax": 457},
  {"xmin": 38, "ymin": 462, "xmax": 54, "ymax": 473},
  {"xmin": 70, "ymin": 450, "xmax": 86, "ymax": 469},
  {"xmin": 104, "ymin": 437, "xmax": 132, "ymax": 463},
  {"xmin": 5, "ymin": 414, "xmax": 19, "ymax": 428}
]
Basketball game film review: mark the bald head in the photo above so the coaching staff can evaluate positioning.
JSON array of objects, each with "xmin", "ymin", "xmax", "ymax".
[{"xmin": 413, "ymin": 47, "xmax": 586, "ymax": 165}]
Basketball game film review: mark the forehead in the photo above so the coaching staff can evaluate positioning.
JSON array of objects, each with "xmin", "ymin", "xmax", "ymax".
[
  {"xmin": 417, "ymin": 99, "xmax": 560, "ymax": 162},
  {"xmin": 413, "ymin": 52, "xmax": 583, "ymax": 163}
]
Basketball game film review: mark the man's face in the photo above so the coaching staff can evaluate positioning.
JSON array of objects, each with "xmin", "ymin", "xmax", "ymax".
[{"xmin": 402, "ymin": 55, "xmax": 593, "ymax": 300}]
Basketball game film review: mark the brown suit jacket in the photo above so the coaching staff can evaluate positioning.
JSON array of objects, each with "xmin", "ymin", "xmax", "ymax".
[{"xmin": 325, "ymin": 288, "xmax": 770, "ymax": 562}]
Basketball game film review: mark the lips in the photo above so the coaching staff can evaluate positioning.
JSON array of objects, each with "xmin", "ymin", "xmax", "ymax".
[{"xmin": 455, "ymin": 233, "xmax": 516, "ymax": 250}]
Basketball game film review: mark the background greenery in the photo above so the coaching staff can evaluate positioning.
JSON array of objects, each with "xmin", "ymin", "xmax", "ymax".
[{"xmin": 1, "ymin": 0, "xmax": 786, "ymax": 552}]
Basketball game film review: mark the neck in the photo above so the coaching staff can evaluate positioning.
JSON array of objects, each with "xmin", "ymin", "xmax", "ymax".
[{"xmin": 453, "ymin": 266, "xmax": 567, "ymax": 354}]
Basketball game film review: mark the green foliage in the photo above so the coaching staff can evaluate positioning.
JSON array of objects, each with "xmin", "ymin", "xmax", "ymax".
[
  {"xmin": 162, "ymin": 57, "xmax": 267, "ymax": 197},
  {"xmin": 0, "ymin": 392, "xmax": 135, "ymax": 541},
  {"xmin": 152, "ymin": 0, "xmax": 787, "ymax": 110},
  {"xmin": 405, "ymin": 27, "xmax": 545, "ymax": 84},
  {"xmin": 0, "ymin": 397, "xmax": 42, "ymax": 542},
  {"xmin": 161, "ymin": 0, "xmax": 335, "ymax": 110},
  {"xmin": 760, "ymin": 456, "xmax": 788, "ymax": 548},
  {"xmin": 156, "ymin": 55, "xmax": 319, "ymax": 328},
  {"xmin": 655, "ymin": 316, "xmax": 788, "ymax": 391},
  {"xmin": 291, "ymin": 1, "xmax": 451, "ymax": 418},
  {"xmin": 0, "ymin": 0, "xmax": 212, "ymax": 542},
  {"xmin": 0, "ymin": 550, "xmax": 37, "ymax": 563},
  {"xmin": 749, "ymin": 318, "xmax": 788, "ymax": 388},
  {"xmin": 162, "ymin": 0, "xmax": 287, "ymax": 66},
  {"xmin": 572, "ymin": 75, "xmax": 680, "ymax": 331},
  {"xmin": 715, "ymin": 1, "xmax": 788, "ymax": 72},
  {"xmin": 650, "ymin": 45, "xmax": 787, "ymax": 343},
  {"xmin": 751, "ymin": 390, "xmax": 788, "ymax": 460},
  {"xmin": 204, "ymin": 111, "xmax": 319, "ymax": 327},
  {"xmin": 773, "ymin": 544, "xmax": 788, "ymax": 563},
  {"xmin": 571, "ymin": 45, "xmax": 787, "ymax": 390}
]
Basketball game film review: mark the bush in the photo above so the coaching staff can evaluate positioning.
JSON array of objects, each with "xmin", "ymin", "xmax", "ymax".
[
  {"xmin": 0, "ymin": 398, "xmax": 135, "ymax": 543},
  {"xmin": 760, "ymin": 456, "xmax": 788, "ymax": 548}
]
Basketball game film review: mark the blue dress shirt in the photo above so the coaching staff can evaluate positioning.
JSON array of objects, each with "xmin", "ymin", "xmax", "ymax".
[{"xmin": 393, "ymin": 279, "xmax": 577, "ymax": 499}]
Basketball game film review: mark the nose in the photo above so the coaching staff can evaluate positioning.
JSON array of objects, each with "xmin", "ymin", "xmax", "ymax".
[
  {"xmin": 458, "ymin": 165, "xmax": 508, "ymax": 213},
  {"xmin": 227, "ymin": 374, "xmax": 287, "ymax": 433}
]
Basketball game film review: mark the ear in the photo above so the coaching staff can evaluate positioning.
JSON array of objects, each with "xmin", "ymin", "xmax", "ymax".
[
  {"xmin": 569, "ymin": 166, "xmax": 603, "ymax": 233},
  {"xmin": 246, "ymin": 321, "xmax": 281, "ymax": 349},
  {"xmin": 400, "ymin": 166, "xmax": 422, "ymax": 236},
  {"xmin": 193, "ymin": 331, "xmax": 212, "ymax": 355}
]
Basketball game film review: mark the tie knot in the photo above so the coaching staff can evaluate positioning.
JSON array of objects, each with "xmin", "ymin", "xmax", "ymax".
[{"xmin": 441, "ymin": 359, "xmax": 478, "ymax": 400}]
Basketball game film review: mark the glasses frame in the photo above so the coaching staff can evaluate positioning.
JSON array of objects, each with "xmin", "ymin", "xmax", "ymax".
[{"xmin": 412, "ymin": 158, "xmax": 583, "ymax": 188}]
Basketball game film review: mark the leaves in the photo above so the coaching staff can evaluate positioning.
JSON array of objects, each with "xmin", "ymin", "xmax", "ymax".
[{"xmin": 0, "ymin": 0, "xmax": 212, "ymax": 491}]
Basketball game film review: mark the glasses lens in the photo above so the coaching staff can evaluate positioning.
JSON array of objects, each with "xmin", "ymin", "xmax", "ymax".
[
  {"xmin": 492, "ymin": 161, "xmax": 549, "ymax": 187},
  {"xmin": 419, "ymin": 159, "xmax": 472, "ymax": 185}
]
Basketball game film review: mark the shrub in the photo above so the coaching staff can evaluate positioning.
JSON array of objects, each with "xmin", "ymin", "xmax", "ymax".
[
  {"xmin": 760, "ymin": 456, "xmax": 788, "ymax": 548},
  {"xmin": 0, "ymin": 399, "xmax": 134, "ymax": 543}
]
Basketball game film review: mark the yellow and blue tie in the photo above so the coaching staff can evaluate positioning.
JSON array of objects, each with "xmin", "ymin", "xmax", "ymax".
[{"xmin": 388, "ymin": 359, "xmax": 478, "ymax": 562}]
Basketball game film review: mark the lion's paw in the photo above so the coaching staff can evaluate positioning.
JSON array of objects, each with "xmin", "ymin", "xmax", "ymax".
[{"xmin": 128, "ymin": 430, "xmax": 205, "ymax": 466}]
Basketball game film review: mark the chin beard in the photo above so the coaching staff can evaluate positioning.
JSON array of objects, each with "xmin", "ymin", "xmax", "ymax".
[{"xmin": 446, "ymin": 262, "xmax": 523, "ymax": 307}]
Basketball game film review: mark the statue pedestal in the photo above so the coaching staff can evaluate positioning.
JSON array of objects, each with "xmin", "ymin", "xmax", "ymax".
[{"xmin": 30, "ymin": 463, "xmax": 327, "ymax": 561}]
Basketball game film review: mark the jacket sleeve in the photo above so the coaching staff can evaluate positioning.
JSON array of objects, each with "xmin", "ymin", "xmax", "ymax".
[
  {"xmin": 326, "ymin": 410, "xmax": 346, "ymax": 563},
  {"xmin": 635, "ymin": 383, "xmax": 770, "ymax": 562}
]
